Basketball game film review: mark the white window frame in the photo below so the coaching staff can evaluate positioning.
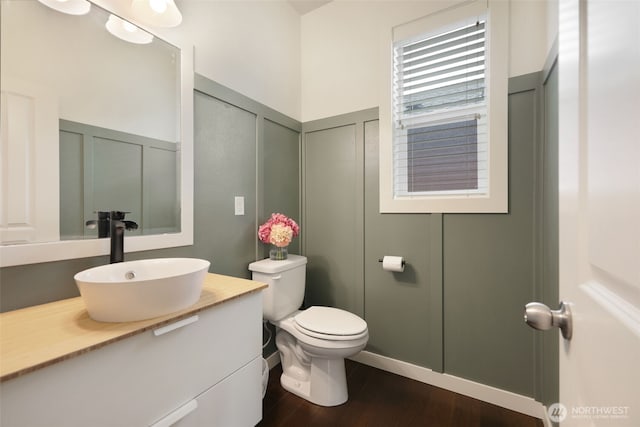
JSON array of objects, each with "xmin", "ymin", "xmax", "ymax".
[{"xmin": 379, "ymin": 0, "xmax": 509, "ymax": 213}]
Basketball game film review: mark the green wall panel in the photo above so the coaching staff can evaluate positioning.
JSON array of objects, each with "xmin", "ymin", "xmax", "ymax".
[
  {"xmin": 302, "ymin": 111, "xmax": 443, "ymax": 371},
  {"xmin": 193, "ymin": 92, "xmax": 257, "ymax": 278},
  {"xmin": 363, "ymin": 119, "xmax": 442, "ymax": 370},
  {"xmin": 301, "ymin": 73, "xmax": 552, "ymax": 397},
  {"xmin": 539, "ymin": 62, "xmax": 559, "ymax": 407},
  {"xmin": 262, "ymin": 119, "xmax": 300, "ymax": 258},
  {"xmin": 304, "ymin": 123, "xmax": 364, "ymax": 316},
  {"xmin": 442, "ymin": 82, "xmax": 538, "ymax": 397}
]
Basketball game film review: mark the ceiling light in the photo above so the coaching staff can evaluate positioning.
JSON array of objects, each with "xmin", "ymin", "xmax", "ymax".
[
  {"xmin": 106, "ymin": 14, "xmax": 154, "ymax": 44},
  {"xmin": 149, "ymin": 0, "xmax": 168, "ymax": 14},
  {"xmin": 37, "ymin": 0, "xmax": 91, "ymax": 15},
  {"xmin": 131, "ymin": 0, "xmax": 182, "ymax": 28}
]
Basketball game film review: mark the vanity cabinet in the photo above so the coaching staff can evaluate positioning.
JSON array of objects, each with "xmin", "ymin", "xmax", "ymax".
[{"xmin": 0, "ymin": 291, "xmax": 263, "ymax": 427}]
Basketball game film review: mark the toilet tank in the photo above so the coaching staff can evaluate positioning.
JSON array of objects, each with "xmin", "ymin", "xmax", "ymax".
[{"xmin": 249, "ymin": 255, "xmax": 307, "ymax": 321}]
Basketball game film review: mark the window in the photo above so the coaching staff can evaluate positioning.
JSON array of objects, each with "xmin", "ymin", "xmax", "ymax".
[
  {"xmin": 380, "ymin": 1, "xmax": 508, "ymax": 213},
  {"xmin": 394, "ymin": 19, "xmax": 487, "ymax": 197},
  {"xmin": 405, "ymin": 118, "xmax": 480, "ymax": 193}
]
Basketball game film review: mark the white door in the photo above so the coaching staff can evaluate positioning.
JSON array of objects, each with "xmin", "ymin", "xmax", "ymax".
[
  {"xmin": 0, "ymin": 79, "xmax": 59, "ymax": 244},
  {"xmin": 556, "ymin": 0, "xmax": 640, "ymax": 425}
]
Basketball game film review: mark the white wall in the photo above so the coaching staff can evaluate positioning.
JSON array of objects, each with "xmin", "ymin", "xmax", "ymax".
[
  {"xmin": 301, "ymin": 0, "xmax": 555, "ymax": 122},
  {"xmin": 15, "ymin": 0, "xmax": 556, "ymax": 130},
  {"xmin": 79, "ymin": 0, "xmax": 555, "ymax": 126},
  {"xmin": 509, "ymin": 0, "xmax": 555, "ymax": 77},
  {"xmin": 158, "ymin": 0, "xmax": 302, "ymax": 121},
  {"xmin": 95, "ymin": 0, "xmax": 301, "ymax": 122}
]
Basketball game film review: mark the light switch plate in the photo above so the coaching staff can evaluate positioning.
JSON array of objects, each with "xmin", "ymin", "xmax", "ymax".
[{"xmin": 234, "ymin": 196, "xmax": 245, "ymax": 215}]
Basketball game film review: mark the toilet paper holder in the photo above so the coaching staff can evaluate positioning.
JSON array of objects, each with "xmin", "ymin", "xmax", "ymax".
[{"xmin": 377, "ymin": 258, "xmax": 406, "ymax": 267}]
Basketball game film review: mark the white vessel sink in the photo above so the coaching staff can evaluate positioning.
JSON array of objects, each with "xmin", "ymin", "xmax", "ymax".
[{"xmin": 74, "ymin": 258, "xmax": 210, "ymax": 322}]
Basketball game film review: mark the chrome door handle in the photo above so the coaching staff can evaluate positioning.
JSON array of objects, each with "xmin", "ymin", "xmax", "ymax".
[{"xmin": 524, "ymin": 301, "xmax": 573, "ymax": 340}]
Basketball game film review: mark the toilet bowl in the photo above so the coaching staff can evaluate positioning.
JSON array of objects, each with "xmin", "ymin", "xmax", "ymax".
[
  {"xmin": 273, "ymin": 307, "xmax": 368, "ymax": 406},
  {"xmin": 249, "ymin": 255, "xmax": 368, "ymax": 407}
]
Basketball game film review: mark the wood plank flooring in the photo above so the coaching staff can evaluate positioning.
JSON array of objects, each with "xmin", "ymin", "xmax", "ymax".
[{"xmin": 259, "ymin": 360, "xmax": 543, "ymax": 427}]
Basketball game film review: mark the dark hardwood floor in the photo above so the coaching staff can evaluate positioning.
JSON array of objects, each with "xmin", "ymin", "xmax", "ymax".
[{"xmin": 259, "ymin": 360, "xmax": 543, "ymax": 427}]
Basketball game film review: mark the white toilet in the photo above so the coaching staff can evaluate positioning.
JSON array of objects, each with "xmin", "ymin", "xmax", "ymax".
[{"xmin": 249, "ymin": 254, "xmax": 368, "ymax": 407}]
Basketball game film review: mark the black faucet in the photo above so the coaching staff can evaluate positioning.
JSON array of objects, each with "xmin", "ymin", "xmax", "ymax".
[
  {"xmin": 86, "ymin": 211, "xmax": 111, "ymax": 238},
  {"xmin": 86, "ymin": 211, "xmax": 138, "ymax": 263},
  {"xmin": 109, "ymin": 211, "xmax": 138, "ymax": 263}
]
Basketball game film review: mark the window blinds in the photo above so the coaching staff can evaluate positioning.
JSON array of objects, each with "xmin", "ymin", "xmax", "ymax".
[{"xmin": 393, "ymin": 19, "xmax": 488, "ymax": 197}]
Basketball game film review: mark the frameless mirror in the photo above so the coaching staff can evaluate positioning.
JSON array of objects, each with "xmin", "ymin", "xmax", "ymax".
[{"xmin": 0, "ymin": 0, "xmax": 194, "ymax": 266}]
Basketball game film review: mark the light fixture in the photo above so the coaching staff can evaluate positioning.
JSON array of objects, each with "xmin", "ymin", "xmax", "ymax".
[
  {"xmin": 36, "ymin": 0, "xmax": 91, "ymax": 15},
  {"xmin": 131, "ymin": 0, "xmax": 182, "ymax": 28},
  {"xmin": 106, "ymin": 14, "xmax": 154, "ymax": 44}
]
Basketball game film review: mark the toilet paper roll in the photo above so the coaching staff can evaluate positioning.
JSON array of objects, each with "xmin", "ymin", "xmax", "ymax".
[{"xmin": 382, "ymin": 256, "xmax": 405, "ymax": 272}]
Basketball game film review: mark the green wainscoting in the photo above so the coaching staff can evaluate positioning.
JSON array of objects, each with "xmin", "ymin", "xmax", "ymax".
[
  {"xmin": 443, "ymin": 75, "xmax": 538, "ymax": 397},
  {"xmin": 539, "ymin": 54, "xmax": 559, "ymax": 408},
  {"xmin": 193, "ymin": 91, "xmax": 257, "ymax": 277},
  {"xmin": 363, "ymin": 119, "xmax": 444, "ymax": 371},
  {"xmin": 263, "ymin": 119, "xmax": 301, "ymax": 259},
  {"xmin": 300, "ymin": 72, "xmax": 557, "ymax": 402},
  {"xmin": 302, "ymin": 110, "xmax": 442, "ymax": 372},
  {"xmin": 303, "ymin": 118, "xmax": 364, "ymax": 317}
]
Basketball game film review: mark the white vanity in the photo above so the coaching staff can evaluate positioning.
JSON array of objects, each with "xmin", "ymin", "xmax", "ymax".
[{"xmin": 0, "ymin": 274, "xmax": 266, "ymax": 427}]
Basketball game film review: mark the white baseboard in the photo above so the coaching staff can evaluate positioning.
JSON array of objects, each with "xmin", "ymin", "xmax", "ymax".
[
  {"xmin": 266, "ymin": 349, "xmax": 550, "ymax": 425},
  {"xmin": 265, "ymin": 351, "xmax": 281, "ymax": 370},
  {"xmin": 349, "ymin": 351, "xmax": 549, "ymax": 423}
]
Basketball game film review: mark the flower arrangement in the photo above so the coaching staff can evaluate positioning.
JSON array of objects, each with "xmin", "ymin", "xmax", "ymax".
[{"xmin": 258, "ymin": 213, "xmax": 299, "ymax": 260}]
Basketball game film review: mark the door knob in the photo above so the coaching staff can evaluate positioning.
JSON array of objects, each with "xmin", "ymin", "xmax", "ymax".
[{"xmin": 524, "ymin": 301, "xmax": 573, "ymax": 340}]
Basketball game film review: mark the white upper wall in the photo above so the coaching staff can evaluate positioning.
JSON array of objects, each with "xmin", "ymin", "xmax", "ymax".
[
  {"xmin": 301, "ymin": 0, "xmax": 557, "ymax": 122},
  {"xmin": 80, "ymin": 0, "xmax": 557, "ymax": 124},
  {"xmin": 171, "ymin": 1, "xmax": 302, "ymax": 121},
  {"xmin": 3, "ymin": 0, "xmax": 303, "ymax": 137},
  {"xmin": 101, "ymin": 0, "xmax": 303, "ymax": 122},
  {"xmin": 509, "ymin": 0, "xmax": 557, "ymax": 77}
]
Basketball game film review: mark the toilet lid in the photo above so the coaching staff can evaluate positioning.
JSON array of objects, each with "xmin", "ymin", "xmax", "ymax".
[{"xmin": 294, "ymin": 306, "xmax": 367, "ymax": 337}]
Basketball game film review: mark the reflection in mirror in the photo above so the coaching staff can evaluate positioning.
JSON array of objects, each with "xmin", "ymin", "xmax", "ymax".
[
  {"xmin": 0, "ymin": 0, "xmax": 180, "ymax": 245},
  {"xmin": 59, "ymin": 120, "xmax": 179, "ymax": 240}
]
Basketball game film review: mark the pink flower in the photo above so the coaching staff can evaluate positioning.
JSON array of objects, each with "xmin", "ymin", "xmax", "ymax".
[{"xmin": 258, "ymin": 213, "xmax": 300, "ymax": 246}]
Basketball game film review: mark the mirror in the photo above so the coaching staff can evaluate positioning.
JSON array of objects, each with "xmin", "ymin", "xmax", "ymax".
[{"xmin": 0, "ymin": 0, "xmax": 194, "ymax": 266}]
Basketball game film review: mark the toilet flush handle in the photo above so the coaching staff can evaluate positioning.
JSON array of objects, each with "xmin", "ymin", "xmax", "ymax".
[{"xmin": 272, "ymin": 275, "xmax": 282, "ymax": 280}]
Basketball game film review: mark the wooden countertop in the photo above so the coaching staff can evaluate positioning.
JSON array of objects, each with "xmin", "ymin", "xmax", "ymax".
[{"xmin": 0, "ymin": 273, "xmax": 266, "ymax": 382}]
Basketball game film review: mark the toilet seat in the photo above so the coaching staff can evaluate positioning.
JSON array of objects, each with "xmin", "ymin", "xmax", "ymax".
[{"xmin": 294, "ymin": 306, "xmax": 368, "ymax": 341}]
